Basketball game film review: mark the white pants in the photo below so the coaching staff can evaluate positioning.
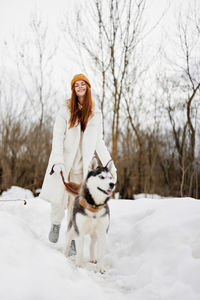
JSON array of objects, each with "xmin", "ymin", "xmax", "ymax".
[{"xmin": 50, "ymin": 170, "xmax": 83, "ymax": 225}]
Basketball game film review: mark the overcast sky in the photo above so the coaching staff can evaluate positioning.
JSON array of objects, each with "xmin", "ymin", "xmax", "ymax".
[
  {"xmin": 0, "ymin": 0, "xmax": 191, "ymax": 44},
  {"xmin": 0, "ymin": 0, "xmax": 194, "ymax": 96}
]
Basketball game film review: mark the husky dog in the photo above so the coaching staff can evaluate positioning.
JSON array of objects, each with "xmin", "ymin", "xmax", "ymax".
[{"xmin": 64, "ymin": 161, "xmax": 115, "ymax": 273}]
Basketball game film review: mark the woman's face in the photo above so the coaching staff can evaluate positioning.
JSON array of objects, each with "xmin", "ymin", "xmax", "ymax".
[{"xmin": 74, "ymin": 80, "xmax": 87, "ymax": 97}]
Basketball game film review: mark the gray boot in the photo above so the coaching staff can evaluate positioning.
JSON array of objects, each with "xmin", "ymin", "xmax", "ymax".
[
  {"xmin": 49, "ymin": 224, "xmax": 61, "ymax": 243},
  {"xmin": 68, "ymin": 240, "xmax": 76, "ymax": 256}
]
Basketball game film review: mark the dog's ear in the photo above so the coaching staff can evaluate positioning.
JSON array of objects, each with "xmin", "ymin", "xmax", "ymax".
[
  {"xmin": 105, "ymin": 159, "xmax": 113, "ymax": 172},
  {"xmin": 89, "ymin": 157, "xmax": 98, "ymax": 171}
]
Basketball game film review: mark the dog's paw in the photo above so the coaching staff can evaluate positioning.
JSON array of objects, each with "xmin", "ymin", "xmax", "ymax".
[
  {"xmin": 98, "ymin": 268, "xmax": 106, "ymax": 274},
  {"xmin": 90, "ymin": 259, "xmax": 97, "ymax": 264},
  {"xmin": 96, "ymin": 266, "xmax": 106, "ymax": 274},
  {"xmin": 76, "ymin": 264, "xmax": 82, "ymax": 268},
  {"xmin": 76, "ymin": 262, "xmax": 84, "ymax": 268}
]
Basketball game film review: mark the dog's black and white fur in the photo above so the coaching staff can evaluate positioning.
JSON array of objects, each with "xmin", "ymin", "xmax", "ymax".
[{"xmin": 64, "ymin": 161, "xmax": 115, "ymax": 273}]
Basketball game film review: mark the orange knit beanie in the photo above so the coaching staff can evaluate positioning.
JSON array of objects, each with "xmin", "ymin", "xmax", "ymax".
[{"xmin": 71, "ymin": 74, "xmax": 91, "ymax": 90}]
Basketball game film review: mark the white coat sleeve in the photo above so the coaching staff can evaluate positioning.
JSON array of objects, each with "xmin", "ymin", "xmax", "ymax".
[
  {"xmin": 95, "ymin": 113, "xmax": 113, "ymax": 166},
  {"xmin": 51, "ymin": 106, "xmax": 67, "ymax": 165}
]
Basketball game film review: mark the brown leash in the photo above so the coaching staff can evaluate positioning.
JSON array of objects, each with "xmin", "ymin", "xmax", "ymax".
[
  {"xmin": 60, "ymin": 171, "xmax": 79, "ymax": 195},
  {"xmin": 59, "ymin": 168, "xmax": 104, "ymax": 212},
  {"xmin": 49, "ymin": 164, "xmax": 79, "ymax": 195}
]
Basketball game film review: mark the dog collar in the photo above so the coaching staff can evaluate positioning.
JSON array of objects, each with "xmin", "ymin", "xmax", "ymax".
[{"xmin": 79, "ymin": 198, "xmax": 105, "ymax": 213}]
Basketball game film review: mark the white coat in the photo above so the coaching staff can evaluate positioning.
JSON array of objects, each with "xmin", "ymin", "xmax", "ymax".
[{"xmin": 40, "ymin": 101, "xmax": 112, "ymax": 205}]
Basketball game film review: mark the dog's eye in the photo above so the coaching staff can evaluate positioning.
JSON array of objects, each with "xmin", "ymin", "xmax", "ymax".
[{"xmin": 99, "ymin": 175, "xmax": 105, "ymax": 179}]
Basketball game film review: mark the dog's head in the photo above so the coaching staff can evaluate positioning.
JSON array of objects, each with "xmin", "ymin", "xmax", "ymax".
[{"xmin": 84, "ymin": 161, "xmax": 115, "ymax": 205}]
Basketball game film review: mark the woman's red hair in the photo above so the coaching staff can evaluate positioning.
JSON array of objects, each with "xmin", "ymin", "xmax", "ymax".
[{"xmin": 68, "ymin": 83, "xmax": 94, "ymax": 131}]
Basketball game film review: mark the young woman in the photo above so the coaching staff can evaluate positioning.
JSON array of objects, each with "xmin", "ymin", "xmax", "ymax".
[{"xmin": 40, "ymin": 74, "xmax": 117, "ymax": 252}]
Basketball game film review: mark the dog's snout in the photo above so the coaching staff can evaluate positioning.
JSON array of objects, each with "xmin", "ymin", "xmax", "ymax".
[{"xmin": 109, "ymin": 182, "xmax": 115, "ymax": 189}]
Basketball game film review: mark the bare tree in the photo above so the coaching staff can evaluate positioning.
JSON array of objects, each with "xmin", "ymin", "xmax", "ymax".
[
  {"xmin": 0, "ymin": 75, "xmax": 53, "ymax": 194},
  {"xmin": 12, "ymin": 12, "xmax": 58, "ymax": 192},
  {"xmin": 0, "ymin": 12, "xmax": 58, "ymax": 194},
  {"xmin": 62, "ymin": 0, "xmax": 148, "ymax": 163},
  {"xmin": 156, "ymin": 1, "xmax": 200, "ymax": 197}
]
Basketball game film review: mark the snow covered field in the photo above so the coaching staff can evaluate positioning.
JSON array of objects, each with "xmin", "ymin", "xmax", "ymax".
[{"xmin": 0, "ymin": 186, "xmax": 200, "ymax": 300}]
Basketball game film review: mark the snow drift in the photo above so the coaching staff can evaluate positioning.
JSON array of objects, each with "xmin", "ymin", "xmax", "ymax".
[{"xmin": 0, "ymin": 187, "xmax": 200, "ymax": 300}]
